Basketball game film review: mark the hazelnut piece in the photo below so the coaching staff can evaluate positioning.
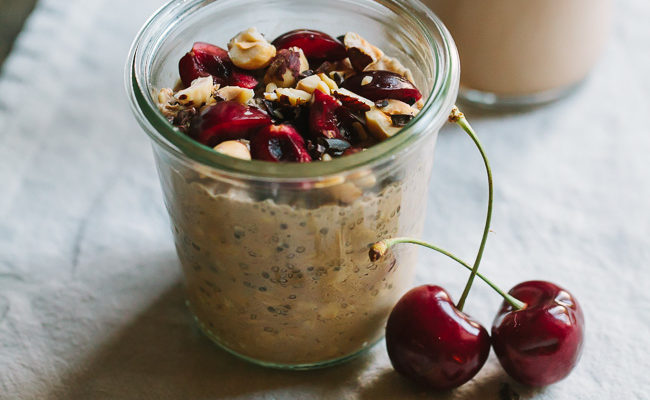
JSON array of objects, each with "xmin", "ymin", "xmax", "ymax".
[
  {"xmin": 365, "ymin": 108, "xmax": 401, "ymax": 140},
  {"xmin": 365, "ymin": 54, "xmax": 415, "ymax": 83},
  {"xmin": 263, "ymin": 47, "xmax": 309, "ymax": 88},
  {"xmin": 264, "ymin": 88, "xmax": 312, "ymax": 106},
  {"xmin": 227, "ymin": 27, "xmax": 276, "ymax": 70},
  {"xmin": 343, "ymin": 32, "xmax": 384, "ymax": 71},
  {"xmin": 377, "ymin": 99, "xmax": 418, "ymax": 116},
  {"xmin": 213, "ymin": 140, "xmax": 251, "ymax": 160},
  {"xmin": 215, "ymin": 86, "xmax": 255, "ymax": 104},
  {"xmin": 174, "ymin": 76, "xmax": 216, "ymax": 107},
  {"xmin": 296, "ymin": 73, "xmax": 339, "ymax": 95}
]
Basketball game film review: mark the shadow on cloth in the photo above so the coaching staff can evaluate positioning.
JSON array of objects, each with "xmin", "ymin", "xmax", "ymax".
[{"xmin": 48, "ymin": 265, "xmax": 374, "ymax": 399}]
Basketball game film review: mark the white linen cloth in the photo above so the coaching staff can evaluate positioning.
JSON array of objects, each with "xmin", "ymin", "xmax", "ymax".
[{"xmin": 0, "ymin": 0, "xmax": 648, "ymax": 398}]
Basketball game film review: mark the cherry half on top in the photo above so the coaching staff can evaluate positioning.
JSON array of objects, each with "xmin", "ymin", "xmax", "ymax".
[
  {"xmin": 492, "ymin": 281, "xmax": 584, "ymax": 387},
  {"xmin": 385, "ymin": 285, "xmax": 490, "ymax": 390},
  {"xmin": 272, "ymin": 29, "xmax": 347, "ymax": 65},
  {"xmin": 190, "ymin": 101, "xmax": 271, "ymax": 147},
  {"xmin": 251, "ymin": 124, "xmax": 312, "ymax": 162},
  {"xmin": 179, "ymin": 42, "xmax": 258, "ymax": 88},
  {"xmin": 342, "ymin": 71, "xmax": 422, "ymax": 105}
]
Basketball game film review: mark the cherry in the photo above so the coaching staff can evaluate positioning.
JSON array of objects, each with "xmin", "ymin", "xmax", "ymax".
[
  {"xmin": 189, "ymin": 101, "xmax": 271, "ymax": 147},
  {"xmin": 178, "ymin": 42, "xmax": 258, "ymax": 88},
  {"xmin": 369, "ymin": 107, "xmax": 584, "ymax": 390},
  {"xmin": 309, "ymin": 89, "xmax": 343, "ymax": 139},
  {"xmin": 342, "ymin": 71, "xmax": 422, "ymax": 105},
  {"xmin": 385, "ymin": 285, "xmax": 491, "ymax": 390},
  {"xmin": 492, "ymin": 281, "xmax": 585, "ymax": 387},
  {"xmin": 272, "ymin": 29, "xmax": 347, "ymax": 64},
  {"xmin": 250, "ymin": 124, "xmax": 311, "ymax": 162}
]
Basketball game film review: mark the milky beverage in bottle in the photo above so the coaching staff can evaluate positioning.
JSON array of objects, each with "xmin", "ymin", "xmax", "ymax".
[{"xmin": 424, "ymin": 0, "xmax": 611, "ymax": 97}]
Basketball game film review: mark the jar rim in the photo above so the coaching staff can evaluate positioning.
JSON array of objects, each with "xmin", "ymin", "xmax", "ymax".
[{"xmin": 125, "ymin": 0, "xmax": 459, "ymax": 181}]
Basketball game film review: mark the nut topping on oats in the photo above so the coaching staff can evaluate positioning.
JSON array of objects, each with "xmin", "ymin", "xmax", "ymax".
[
  {"xmin": 213, "ymin": 140, "xmax": 252, "ymax": 160},
  {"xmin": 215, "ymin": 86, "xmax": 255, "ymax": 104},
  {"xmin": 365, "ymin": 108, "xmax": 401, "ymax": 140},
  {"xmin": 343, "ymin": 32, "xmax": 384, "ymax": 71},
  {"xmin": 157, "ymin": 28, "xmax": 426, "ymax": 162},
  {"xmin": 264, "ymin": 47, "xmax": 310, "ymax": 88},
  {"xmin": 175, "ymin": 76, "xmax": 217, "ymax": 107},
  {"xmin": 227, "ymin": 27, "xmax": 276, "ymax": 70}
]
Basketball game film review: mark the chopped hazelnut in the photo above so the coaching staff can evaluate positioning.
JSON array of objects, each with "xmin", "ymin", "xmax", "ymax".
[
  {"xmin": 296, "ymin": 73, "xmax": 339, "ymax": 95},
  {"xmin": 227, "ymin": 27, "xmax": 276, "ymax": 70},
  {"xmin": 317, "ymin": 73, "xmax": 338, "ymax": 91},
  {"xmin": 343, "ymin": 32, "xmax": 384, "ymax": 71},
  {"xmin": 264, "ymin": 47, "xmax": 309, "ymax": 88},
  {"xmin": 377, "ymin": 99, "xmax": 418, "ymax": 116},
  {"xmin": 174, "ymin": 76, "xmax": 216, "ymax": 107},
  {"xmin": 157, "ymin": 87, "xmax": 174, "ymax": 105},
  {"xmin": 296, "ymin": 74, "xmax": 323, "ymax": 93},
  {"xmin": 265, "ymin": 88, "xmax": 312, "ymax": 106},
  {"xmin": 365, "ymin": 54, "xmax": 415, "ymax": 83},
  {"xmin": 213, "ymin": 140, "xmax": 251, "ymax": 160},
  {"xmin": 265, "ymin": 82, "xmax": 278, "ymax": 93},
  {"xmin": 215, "ymin": 86, "xmax": 255, "ymax": 104},
  {"xmin": 157, "ymin": 88, "xmax": 180, "ymax": 120},
  {"xmin": 365, "ymin": 108, "xmax": 401, "ymax": 140},
  {"xmin": 315, "ymin": 59, "xmax": 356, "ymax": 80}
]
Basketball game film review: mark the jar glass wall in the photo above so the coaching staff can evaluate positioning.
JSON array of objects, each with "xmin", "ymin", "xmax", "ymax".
[{"xmin": 126, "ymin": 0, "xmax": 459, "ymax": 369}]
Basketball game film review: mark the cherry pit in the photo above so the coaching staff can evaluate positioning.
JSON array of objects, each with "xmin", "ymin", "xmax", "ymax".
[{"xmin": 369, "ymin": 108, "xmax": 585, "ymax": 390}]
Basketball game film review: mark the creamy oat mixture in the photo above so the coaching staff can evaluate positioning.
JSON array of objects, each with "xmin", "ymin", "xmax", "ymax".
[
  {"xmin": 162, "ymin": 164, "xmax": 430, "ymax": 364},
  {"xmin": 155, "ymin": 28, "xmax": 430, "ymax": 364}
]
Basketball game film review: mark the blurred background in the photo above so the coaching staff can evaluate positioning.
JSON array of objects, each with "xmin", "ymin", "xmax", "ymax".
[
  {"xmin": 0, "ymin": 0, "xmax": 38, "ymax": 66},
  {"xmin": 0, "ymin": 0, "xmax": 648, "ymax": 399}
]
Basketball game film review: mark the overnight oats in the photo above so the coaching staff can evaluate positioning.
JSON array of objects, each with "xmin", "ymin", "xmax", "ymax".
[{"xmin": 126, "ymin": 0, "xmax": 459, "ymax": 368}]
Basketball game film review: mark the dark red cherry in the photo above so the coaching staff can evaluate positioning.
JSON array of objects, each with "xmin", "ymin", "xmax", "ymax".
[
  {"xmin": 189, "ymin": 101, "xmax": 271, "ymax": 147},
  {"xmin": 386, "ymin": 285, "xmax": 491, "ymax": 390},
  {"xmin": 342, "ymin": 71, "xmax": 422, "ymax": 105},
  {"xmin": 272, "ymin": 29, "xmax": 347, "ymax": 64},
  {"xmin": 250, "ymin": 124, "xmax": 312, "ymax": 162},
  {"xmin": 178, "ymin": 42, "xmax": 258, "ymax": 89},
  {"xmin": 309, "ymin": 89, "xmax": 343, "ymax": 139},
  {"xmin": 492, "ymin": 281, "xmax": 584, "ymax": 387}
]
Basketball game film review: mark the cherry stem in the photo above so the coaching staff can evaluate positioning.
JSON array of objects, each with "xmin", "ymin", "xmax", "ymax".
[
  {"xmin": 370, "ymin": 237, "xmax": 526, "ymax": 310},
  {"xmin": 447, "ymin": 106, "xmax": 493, "ymax": 311}
]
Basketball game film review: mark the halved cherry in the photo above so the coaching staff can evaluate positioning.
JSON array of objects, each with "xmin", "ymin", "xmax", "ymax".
[
  {"xmin": 250, "ymin": 124, "xmax": 312, "ymax": 162},
  {"xmin": 342, "ymin": 71, "xmax": 422, "ymax": 105},
  {"xmin": 189, "ymin": 101, "xmax": 271, "ymax": 147},
  {"xmin": 178, "ymin": 42, "xmax": 258, "ymax": 89},
  {"xmin": 272, "ymin": 29, "xmax": 346, "ymax": 64},
  {"xmin": 309, "ymin": 89, "xmax": 343, "ymax": 139}
]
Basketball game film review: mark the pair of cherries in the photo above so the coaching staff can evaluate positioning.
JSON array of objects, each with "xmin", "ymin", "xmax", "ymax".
[
  {"xmin": 383, "ymin": 274, "xmax": 584, "ymax": 389},
  {"xmin": 369, "ymin": 109, "xmax": 585, "ymax": 390}
]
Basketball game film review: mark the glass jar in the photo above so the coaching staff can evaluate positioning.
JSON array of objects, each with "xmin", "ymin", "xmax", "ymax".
[
  {"xmin": 424, "ymin": 0, "xmax": 612, "ymax": 108},
  {"xmin": 126, "ymin": 0, "xmax": 459, "ymax": 369}
]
